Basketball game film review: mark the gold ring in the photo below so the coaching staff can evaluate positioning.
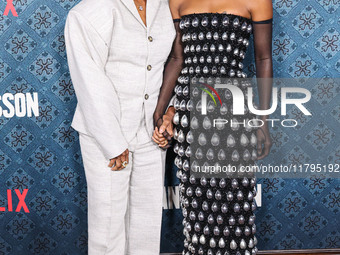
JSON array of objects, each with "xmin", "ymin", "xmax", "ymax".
[{"xmin": 122, "ymin": 161, "xmax": 128, "ymax": 167}]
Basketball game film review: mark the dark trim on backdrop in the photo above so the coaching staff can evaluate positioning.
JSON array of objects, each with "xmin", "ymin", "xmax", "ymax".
[{"xmin": 162, "ymin": 248, "xmax": 340, "ymax": 255}]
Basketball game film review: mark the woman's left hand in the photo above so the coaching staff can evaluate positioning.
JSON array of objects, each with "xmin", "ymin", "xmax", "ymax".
[{"xmin": 256, "ymin": 123, "xmax": 272, "ymax": 160}]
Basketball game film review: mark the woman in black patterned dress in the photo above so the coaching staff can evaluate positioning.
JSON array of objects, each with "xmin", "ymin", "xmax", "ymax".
[{"xmin": 152, "ymin": 0, "xmax": 273, "ymax": 254}]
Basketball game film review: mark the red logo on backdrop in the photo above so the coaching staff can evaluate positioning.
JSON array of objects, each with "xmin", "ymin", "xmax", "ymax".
[
  {"xmin": 3, "ymin": 0, "xmax": 18, "ymax": 17},
  {"xmin": 0, "ymin": 189, "xmax": 30, "ymax": 213}
]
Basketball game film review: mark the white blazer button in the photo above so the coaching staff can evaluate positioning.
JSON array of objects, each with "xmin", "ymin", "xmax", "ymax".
[
  {"xmin": 148, "ymin": 36, "xmax": 153, "ymax": 42},
  {"xmin": 147, "ymin": 65, "xmax": 152, "ymax": 71},
  {"xmin": 144, "ymin": 94, "xmax": 149, "ymax": 100}
]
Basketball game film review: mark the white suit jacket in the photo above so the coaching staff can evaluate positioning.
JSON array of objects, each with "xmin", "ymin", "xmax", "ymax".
[{"xmin": 64, "ymin": 0, "xmax": 176, "ymax": 160}]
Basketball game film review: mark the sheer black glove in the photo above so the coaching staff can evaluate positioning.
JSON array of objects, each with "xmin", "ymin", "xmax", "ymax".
[
  {"xmin": 153, "ymin": 20, "xmax": 184, "ymax": 141},
  {"xmin": 252, "ymin": 18, "xmax": 274, "ymax": 159}
]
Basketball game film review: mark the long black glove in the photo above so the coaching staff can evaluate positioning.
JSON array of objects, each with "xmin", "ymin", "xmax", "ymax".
[
  {"xmin": 153, "ymin": 20, "xmax": 184, "ymax": 139},
  {"xmin": 252, "ymin": 18, "xmax": 274, "ymax": 159}
]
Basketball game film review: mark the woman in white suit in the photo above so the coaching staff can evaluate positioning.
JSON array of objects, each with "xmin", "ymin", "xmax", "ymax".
[{"xmin": 64, "ymin": 0, "xmax": 176, "ymax": 254}]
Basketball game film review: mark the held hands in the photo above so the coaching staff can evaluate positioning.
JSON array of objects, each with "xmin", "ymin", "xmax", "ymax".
[
  {"xmin": 152, "ymin": 126, "xmax": 171, "ymax": 149},
  {"xmin": 151, "ymin": 108, "xmax": 273, "ymax": 158},
  {"xmin": 108, "ymin": 149, "xmax": 129, "ymax": 171},
  {"xmin": 152, "ymin": 107, "xmax": 175, "ymax": 149},
  {"xmin": 256, "ymin": 122, "xmax": 272, "ymax": 160}
]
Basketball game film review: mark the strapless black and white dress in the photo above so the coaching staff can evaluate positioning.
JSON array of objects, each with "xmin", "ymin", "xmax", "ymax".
[{"xmin": 172, "ymin": 13, "xmax": 260, "ymax": 255}]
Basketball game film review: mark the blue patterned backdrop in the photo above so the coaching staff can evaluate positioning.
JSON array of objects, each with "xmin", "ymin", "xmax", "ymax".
[{"xmin": 0, "ymin": 0, "xmax": 338, "ymax": 254}]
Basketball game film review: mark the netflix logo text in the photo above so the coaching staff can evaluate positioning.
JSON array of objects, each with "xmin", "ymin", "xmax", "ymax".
[
  {"xmin": 3, "ymin": 0, "xmax": 18, "ymax": 17},
  {"xmin": 0, "ymin": 189, "xmax": 29, "ymax": 213}
]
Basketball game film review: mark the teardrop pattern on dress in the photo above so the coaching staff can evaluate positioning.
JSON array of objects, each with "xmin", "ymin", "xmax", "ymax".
[{"xmin": 173, "ymin": 13, "xmax": 259, "ymax": 255}]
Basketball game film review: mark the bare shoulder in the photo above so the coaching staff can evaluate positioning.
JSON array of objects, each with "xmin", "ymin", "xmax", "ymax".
[
  {"xmin": 248, "ymin": 0, "xmax": 273, "ymax": 21},
  {"xmin": 169, "ymin": 0, "xmax": 184, "ymax": 19}
]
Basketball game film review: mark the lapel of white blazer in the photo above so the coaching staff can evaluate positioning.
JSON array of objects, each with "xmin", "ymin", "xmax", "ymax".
[
  {"xmin": 120, "ymin": 0, "xmax": 161, "ymax": 30},
  {"xmin": 146, "ymin": 0, "xmax": 161, "ymax": 29}
]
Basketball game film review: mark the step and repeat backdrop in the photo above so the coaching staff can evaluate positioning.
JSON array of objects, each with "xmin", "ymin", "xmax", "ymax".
[{"xmin": 0, "ymin": 0, "xmax": 339, "ymax": 254}]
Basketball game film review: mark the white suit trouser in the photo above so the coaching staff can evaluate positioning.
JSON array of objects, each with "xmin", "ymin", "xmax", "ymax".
[{"xmin": 79, "ymin": 114, "xmax": 166, "ymax": 255}]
